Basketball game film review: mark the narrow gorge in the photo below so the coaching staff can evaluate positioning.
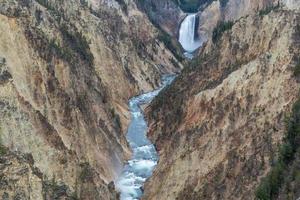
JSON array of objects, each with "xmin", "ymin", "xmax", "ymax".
[
  {"xmin": 116, "ymin": 75, "xmax": 174, "ymax": 200},
  {"xmin": 115, "ymin": 8, "xmax": 201, "ymax": 199},
  {"xmin": 1, "ymin": 0, "xmax": 300, "ymax": 200}
]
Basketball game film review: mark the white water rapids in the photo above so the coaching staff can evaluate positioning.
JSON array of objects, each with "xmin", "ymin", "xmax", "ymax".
[
  {"xmin": 115, "ymin": 75, "xmax": 175, "ymax": 200},
  {"xmin": 179, "ymin": 13, "xmax": 202, "ymax": 54},
  {"xmin": 115, "ymin": 12, "xmax": 202, "ymax": 200}
]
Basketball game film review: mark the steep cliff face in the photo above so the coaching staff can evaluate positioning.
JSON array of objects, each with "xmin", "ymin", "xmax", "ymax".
[
  {"xmin": 0, "ymin": 0, "xmax": 180, "ymax": 199},
  {"xmin": 139, "ymin": 0, "xmax": 278, "ymax": 48},
  {"xmin": 197, "ymin": 0, "xmax": 278, "ymax": 42},
  {"xmin": 144, "ymin": 6, "xmax": 300, "ymax": 200},
  {"xmin": 136, "ymin": 0, "xmax": 185, "ymax": 37}
]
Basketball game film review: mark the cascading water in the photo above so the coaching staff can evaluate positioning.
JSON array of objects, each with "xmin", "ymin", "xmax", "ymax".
[
  {"xmin": 116, "ymin": 75, "xmax": 175, "ymax": 200},
  {"xmin": 179, "ymin": 14, "xmax": 202, "ymax": 56},
  {"xmin": 115, "ymin": 12, "xmax": 200, "ymax": 200}
]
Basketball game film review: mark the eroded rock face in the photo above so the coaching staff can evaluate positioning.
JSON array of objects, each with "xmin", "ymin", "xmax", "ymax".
[
  {"xmin": 196, "ymin": 0, "xmax": 278, "ymax": 43},
  {"xmin": 282, "ymin": 0, "xmax": 300, "ymax": 10},
  {"xmin": 136, "ymin": 0, "xmax": 185, "ymax": 37},
  {"xmin": 140, "ymin": 0, "xmax": 278, "ymax": 49},
  {"xmin": 144, "ymin": 7, "xmax": 300, "ymax": 200},
  {"xmin": 0, "ymin": 0, "xmax": 180, "ymax": 199}
]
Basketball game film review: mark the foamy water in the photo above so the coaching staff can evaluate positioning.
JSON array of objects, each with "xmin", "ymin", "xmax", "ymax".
[
  {"xmin": 179, "ymin": 14, "xmax": 202, "ymax": 53},
  {"xmin": 115, "ymin": 75, "xmax": 175, "ymax": 200}
]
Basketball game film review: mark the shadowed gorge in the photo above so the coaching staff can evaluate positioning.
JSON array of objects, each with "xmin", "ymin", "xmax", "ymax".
[{"xmin": 116, "ymin": 75, "xmax": 175, "ymax": 200}]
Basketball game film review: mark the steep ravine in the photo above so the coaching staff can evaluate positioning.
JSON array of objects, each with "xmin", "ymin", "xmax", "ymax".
[
  {"xmin": 115, "ymin": 3, "xmax": 201, "ymax": 199},
  {"xmin": 2, "ymin": 0, "xmax": 300, "ymax": 199},
  {"xmin": 141, "ymin": 0, "xmax": 280, "ymax": 49},
  {"xmin": 116, "ymin": 75, "xmax": 175, "ymax": 200},
  {"xmin": 144, "ymin": 5, "xmax": 300, "ymax": 200}
]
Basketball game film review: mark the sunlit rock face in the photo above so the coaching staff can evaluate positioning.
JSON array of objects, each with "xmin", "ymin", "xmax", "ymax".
[
  {"xmin": 139, "ymin": 0, "xmax": 278, "ymax": 49},
  {"xmin": 0, "ymin": 0, "xmax": 181, "ymax": 199},
  {"xmin": 222, "ymin": 0, "xmax": 276, "ymax": 20},
  {"xmin": 143, "ymin": 7, "xmax": 300, "ymax": 200},
  {"xmin": 195, "ymin": 0, "xmax": 278, "ymax": 46},
  {"xmin": 282, "ymin": 0, "xmax": 300, "ymax": 9},
  {"xmin": 136, "ymin": 0, "xmax": 185, "ymax": 37}
]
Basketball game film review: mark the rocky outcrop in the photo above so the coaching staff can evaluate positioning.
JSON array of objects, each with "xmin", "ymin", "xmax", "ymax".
[
  {"xmin": 0, "ymin": 148, "xmax": 120, "ymax": 200},
  {"xmin": 136, "ymin": 0, "xmax": 185, "ymax": 37},
  {"xmin": 0, "ymin": 0, "xmax": 181, "ymax": 199},
  {"xmin": 196, "ymin": 0, "xmax": 278, "ymax": 42},
  {"xmin": 197, "ymin": 0, "xmax": 300, "ymax": 46},
  {"xmin": 282, "ymin": 0, "xmax": 300, "ymax": 10},
  {"xmin": 139, "ymin": 0, "xmax": 279, "ymax": 49},
  {"xmin": 144, "ymin": 6, "xmax": 300, "ymax": 200}
]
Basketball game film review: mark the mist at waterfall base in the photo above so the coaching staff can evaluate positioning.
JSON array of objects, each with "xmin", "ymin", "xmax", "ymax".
[
  {"xmin": 179, "ymin": 14, "xmax": 202, "ymax": 58},
  {"xmin": 116, "ymin": 75, "xmax": 175, "ymax": 200}
]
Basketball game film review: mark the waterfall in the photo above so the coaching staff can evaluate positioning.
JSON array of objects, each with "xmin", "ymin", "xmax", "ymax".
[{"xmin": 179, "ymin": 14, "xmax": 202, "ymax": 53}]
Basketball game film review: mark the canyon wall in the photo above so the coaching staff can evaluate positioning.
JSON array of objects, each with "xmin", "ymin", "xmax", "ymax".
[
  {"xmin": 144, "ymin": 5, "xmax": 300, "ymax": 200},
  {"xmin": 197, "ymin": 0, "xmax": 278, "ymax": 42},
  {"xmin": 136, "ymin": 0, "xmax": 185, "ymax": 37},
  {"xmin": 139, "ymin": 0, "xmax": 279, "ymax": 46},
  {"xmin": 0, "ymin": 0, "xmax": 180, "ymax": 199}
]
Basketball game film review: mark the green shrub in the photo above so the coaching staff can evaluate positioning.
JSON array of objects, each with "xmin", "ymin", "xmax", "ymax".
[
  {"xmin": 0, "ymin": 133, "xmax": 7, "ymax": 156},
  {"xmin": 48, "ymin": 26, "xmax": 94, "ymax": 67},
  {"xmin": 269, "ymin": 162, "xmax": 284, "ymax": 197},
  {"xmin": 176, "ymin": 0, "xmax": 201, "ymax": 12},
  {"xmin": 0, "ymin": 145, "xmax": 7, "ymax": 156},
  {"xmin": 219, "ymin": 0, "xmax": 229, "ymax": 8},
  {"xmin": 0, "ymin": 58, "xmax": 6, "ymax": 66},
  {"xmin": 279, "ymin": 143, "xmax": 294, "ymax": 163},
  {"xmin": 212, "ymin": 21, "xmax": 234, "ymax": 43},
  {"xmin": 115, "ymin": 0, "xmax": 128, "ymax": 14},
  {"xmin": 79, "ymin": 163, "xmax": 94, "ymax": 182},
  {"xmin": 36, "ymin": 0, "xmax": 55, "ymax": 11},
  {"xmin": 256, "ymin": 178, "xmax": 271, "ymax": 200},
  {"xmin": 293, "ymin": 60, "xmax": 300, "ymax": 77},
  {"xmin": 138, "ymin": 0, "xmax": 218, "ymax": 12},
  {"xmin": 188, "ymin": 55, "xmax": 203, "ymax": 70},
  {"xmin": 255, "ymin": 97, "xmax": 300, "ymax": 199},
  {"xmin": 49, "ymin": 39, "xmax": 73, "ymax": 63},
  {"xmin": 256, "ymin": 162, "xmax": 285, "ymax": 200},
  {"xmin": 110, "ymin": 108, "xmax": 122, "ymax": 132},
  {"xmin": 259, "ymin": 3, "xmax": 280, "ymax": 16},
  {"xmin": 294, "ymin": 170, "xmax": 300, "ymax": 185},
  {"xmin": 43, "ymin": 178, "xmax": 78, "ymax": 200},
  {"xmin": 171, "ymin": 0, "xmax": 216, "ymax": 13},
  {"xmin": 157, "ymin": 31, "xmax": 184, "ymax": 62},
  {"xmin": 80, "ymin": 0, "xmax": 89, "ymax": 7},
  {"xmin": 60, "ymin": 25, "xmax": 94, "ymax": 66}
]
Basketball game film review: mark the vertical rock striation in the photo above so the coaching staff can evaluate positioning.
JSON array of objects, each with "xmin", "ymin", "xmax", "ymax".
[
  {"xmin": 0, "ymin": 0, "xmax": 181, "ymax": 199},
  {"xmin": 144, "ymin": 6, "xmax": 300, "ymax": 200}
]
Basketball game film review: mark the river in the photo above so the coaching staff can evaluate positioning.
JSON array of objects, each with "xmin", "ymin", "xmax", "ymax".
[
  {"xmin": 115, "ymin": 75, "xmax": 175, "ymax": 200},
  {"xmin": 116, "ymin": 10, "xmax": 203, "ymax": 200}
]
